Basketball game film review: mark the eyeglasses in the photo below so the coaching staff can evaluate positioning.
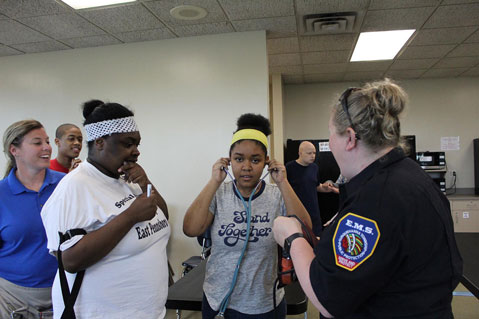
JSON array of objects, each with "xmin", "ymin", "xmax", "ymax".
[{"xmin": 339, "ymin": 87, "xmax": 360, "ymax": 140}]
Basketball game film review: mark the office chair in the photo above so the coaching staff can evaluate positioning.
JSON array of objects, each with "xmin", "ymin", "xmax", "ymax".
[
  {"xmin": 181, "ymin": 228, "xmax": 212, "ymax": 276},
  {"xmin": 176, "ymin": 229, "xmax": 211, "ymax": 319}
]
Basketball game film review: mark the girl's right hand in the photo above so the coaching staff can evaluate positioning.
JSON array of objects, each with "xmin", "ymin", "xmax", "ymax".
[
  {"xmin": 125, "ymin": 192, "xmax": 158, "ymax": 223},
  {"xmin": 212, "ymin": 157, "xmax": 230, "ymax": 183}
]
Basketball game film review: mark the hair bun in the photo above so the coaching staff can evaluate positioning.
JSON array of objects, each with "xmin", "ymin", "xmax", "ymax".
[
  {"xmin": 82, "ymin": 99, "xmax": 104, "ymax": 120},
  {"xmin": 236, "ymin": 113, "xmax": 271, "ymax": 136},
  {"xmin": 367, "ymin": 79, "xmax": 407, "ymax": 118}
]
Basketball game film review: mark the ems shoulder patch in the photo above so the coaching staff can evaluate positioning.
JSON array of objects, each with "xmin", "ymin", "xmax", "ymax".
[{"xmin": 333, "ymin": 213, "xmax": 380, "ymax": 271}]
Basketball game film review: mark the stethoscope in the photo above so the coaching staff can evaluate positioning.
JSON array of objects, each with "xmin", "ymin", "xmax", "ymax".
[{"xmin": 215, "ymin": 166, "xmax": 271, "ymax": 318}]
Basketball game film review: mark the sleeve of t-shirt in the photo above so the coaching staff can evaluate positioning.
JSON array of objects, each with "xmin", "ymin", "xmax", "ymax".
[
  {"xmin": 208, "ymin": 187, "xmax": 218, "ymax": 216},
  {"xmin": 41, "ymin": 179, "xmax": 86, "ymax": 254},
  {"xmin": 315, "ymin": 163, "xmax": 321, "ymax": 187},
  {"xmin": 309, "ymin": 203, "xmax": 405, "ymax": 316}
]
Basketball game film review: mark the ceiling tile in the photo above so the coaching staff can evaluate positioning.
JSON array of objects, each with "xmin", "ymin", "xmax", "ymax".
[
  {"xmin": 423, "ymin": 3, "xmax": 479, "ymax": 28},
  {"xmin": 434, "ymin": 56, "xmax": 479, "ymax": 68},
  {"xmin": 0, "ymin": 19, "xmax": 50, "ymax": 45},
  {"xmin": 61, "ymin": 34, "xmax": 121, "ymax": 48},
  {"xmin": 385, "ymin": 69, "xmax": 427, "ymax": 79},
  {"xmin": 421, "ymin": 68, "xmax": 468, "ymax": 77},
  {"xmin": 232, "ymin": 16, "xmax": 297, "ymax": 38},
  {"xmin": 389, "ymin": 58, "xmax": 439, "ymax": 70},
  {"xmin": 19, "ymin": 13, "xmax": 105, "ymax": 39},
  {"xmin": 347, "ymin": 61, "xmax": 393, "ymax": 72},
  {"xmin": 304, "ymin": 63, "xmax": 348, "ymax": 74},
  {"xmin": 398, "ymin": 45, "xmax": 455, "ymax": 59},
  {"xmin": 300, "ymin": 34, "xmax": 356, "ymax": 52},
  {"xmin": 115, "ymin": 28, "xmax": 175, "ymax": 42},
  {"xmin": 369, "ymin": 0, "xmax": 440, "ymax": 10},
  {"xmin": 267, "ymin": 37, "xmax": 299, "ymax": 54},
  {"xmin": 0, "ymin": 0, "xmax": 70, "ymax": 18},
  {"xmin": 304, "ymin": 73, "xmax": 344, "ymax": 83},
  {"xmin": 301, "ymin": 50, "xmax": 350, "ymax": 64},
  {"xmin": 410, "ymin": 26, "xmax": 477, "ymax": 46},
  {"xmin": 465, "ymin": 29, "xmax": 479, "ymax": 43},
  {"xmin": 79, "ymin": 4, "xmax": 164, "ymax": 34},
  {"xmin": 143, "ymin": 0, "xmax": 227, "ymax": 26},
  {"xmin": 295, "ymin": 0, "xmax": 369, "ymax": 15},
  {"xmin": 282, "ymin": 75, "xmax": 304, "ymax": 84},
  {"xmin": 0, "ymin": 44, "xmax": 23, "ymax": 56},
  {"xmin": 1, "ymin": 0, "xmax": 478, "ymax": 84},
  {"xmin": 460, "ymin": 66, "xmax": 479, "ymax": 76},
  {"xmin": 218, "ymin": 0, "xmax": 293, "ymax": 20},
  {"xmin": 269, "ymin": 65, "xmax": 303, "ymax": 75},
  {"xmin": 361, "ymin": 7, "xmax": 435, "ymax": 32},
  {"xmin": 173, "ymin": 22, "xmax": 234, "ymax": 37},
  {"xmin": 343, "ymin": 71, "xmax": 385, "ymax": 81},
  {"xmin": 269, "ymin": 53, "xmax": 301, "ymax": 67},
  {"xmin": 9, "ymin": 40, "xmax": 70, "ymax": 53},
  {"xmin": 447, "ymin": 43, "xmax": 479, "ymax": 56}
]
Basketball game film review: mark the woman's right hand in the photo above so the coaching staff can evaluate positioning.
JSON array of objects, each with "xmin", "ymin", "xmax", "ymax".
[
  {"xmin": 125, "ymin": 192, "xmax": 158, "ymax": 223},
  {"xmin": 211, "ymin": 157, "xmax": 230, "ymax": 183}
]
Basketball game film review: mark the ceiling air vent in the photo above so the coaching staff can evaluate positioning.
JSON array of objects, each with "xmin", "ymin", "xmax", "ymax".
[{"xmin": 301, "ymin": 12, "xmax": 357, "ymax": 35}]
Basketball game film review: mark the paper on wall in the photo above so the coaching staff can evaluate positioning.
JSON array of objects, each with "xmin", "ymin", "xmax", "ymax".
[{"xmin": 441, "ymin": 136, "xmax": 460, "ymax": 151}]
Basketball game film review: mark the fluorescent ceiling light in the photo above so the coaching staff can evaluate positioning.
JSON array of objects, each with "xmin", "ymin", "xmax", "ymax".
[
  {"xmin": 61, "ymin": 0, "xmax": 136, "ymax": 10},
  {"xmin": 351, "ymin": 30, "xmax": 415, "ymax": 62}
]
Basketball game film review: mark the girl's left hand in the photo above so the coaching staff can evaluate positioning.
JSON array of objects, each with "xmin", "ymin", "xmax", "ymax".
[{"xmin": 267, "ymin": 159, "xmax": 286, "ymax": 184}]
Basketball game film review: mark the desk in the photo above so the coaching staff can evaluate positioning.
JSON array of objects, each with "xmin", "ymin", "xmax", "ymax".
[
  {"xmin": 166, "ymin": 260, "xmax": 308, "ymax": 315},
  {"xmin": 455, "ymin": 233, "xmax": 479, "ymax": 299}
]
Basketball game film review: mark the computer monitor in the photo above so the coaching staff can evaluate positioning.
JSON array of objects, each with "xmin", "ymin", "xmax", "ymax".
[{"xmin": 402, "ymin": 135, "xmax": 416, "ymax": 162}]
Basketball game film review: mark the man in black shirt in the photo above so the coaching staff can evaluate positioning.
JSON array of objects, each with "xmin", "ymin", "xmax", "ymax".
[{"xmin": 286, "ymin": 141, "xmax": 338, "ymax": 236}]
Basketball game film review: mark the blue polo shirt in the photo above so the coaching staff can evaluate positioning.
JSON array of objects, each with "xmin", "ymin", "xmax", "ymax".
[{"xmin": 0, "ymin": 168, "xmax": 64, "ymax": 287}]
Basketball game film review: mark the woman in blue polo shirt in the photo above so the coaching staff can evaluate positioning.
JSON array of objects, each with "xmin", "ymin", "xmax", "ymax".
[{"xmin": 0, "ymin": 120, "xmax": 64, "ymax": 318}]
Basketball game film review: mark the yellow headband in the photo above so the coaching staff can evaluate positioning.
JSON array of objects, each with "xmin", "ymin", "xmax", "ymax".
[{"xmin": 231, "ymin": 129, "xmax": 268, "ymax": 148}]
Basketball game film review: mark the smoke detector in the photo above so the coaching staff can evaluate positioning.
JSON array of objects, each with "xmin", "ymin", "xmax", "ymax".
[
  {"xmin": 301, "ymin": 12, "xmax": 357, "ymax": 35},
  {"xmin": 170, "ymin": 5, "xmax": 207, "ymax": 21}
]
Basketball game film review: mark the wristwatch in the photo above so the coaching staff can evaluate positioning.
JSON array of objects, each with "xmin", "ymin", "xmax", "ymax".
[{"xmin": 283, "ymin": 232, "xmax": 304, "ymax": 257}]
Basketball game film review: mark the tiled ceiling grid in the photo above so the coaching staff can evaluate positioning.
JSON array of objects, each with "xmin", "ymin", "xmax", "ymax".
[{"xmin": 0, "ymin": 0, "xmax": 478, "ymax": 84}]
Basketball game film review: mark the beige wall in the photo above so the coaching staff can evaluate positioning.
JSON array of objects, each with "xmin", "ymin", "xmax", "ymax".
[
  {"xmin": 0, "ymin": 31, "xmax": 269, "ymax": 278},
  {"xmin": 284, "ymin": 77, "xmax": 479, "ymax": 189}
]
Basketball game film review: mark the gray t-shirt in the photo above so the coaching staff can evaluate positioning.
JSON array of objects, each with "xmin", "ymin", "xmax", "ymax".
[{"xmin": 204, "ymin": 180, "xmax": 286, "ymax": 314}]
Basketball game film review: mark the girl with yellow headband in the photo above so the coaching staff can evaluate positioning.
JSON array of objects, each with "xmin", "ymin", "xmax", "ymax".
[{"xmin": 183, "ymin": 113, "xmax": 311, "ymax": 319}]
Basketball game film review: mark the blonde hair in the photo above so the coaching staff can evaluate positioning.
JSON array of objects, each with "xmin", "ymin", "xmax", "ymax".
[
  {"xmin": 3, "ymin": 120, "xmax": 44, "ymax": 178},
  {"xmin": 332, "ymin": 78, "xmax": 408, "ymax": 152}
]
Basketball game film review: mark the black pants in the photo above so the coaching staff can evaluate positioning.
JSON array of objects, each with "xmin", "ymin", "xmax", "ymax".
[{"xmin": 201, "ymin": 294, "xmax": 286, "ymax": 319}]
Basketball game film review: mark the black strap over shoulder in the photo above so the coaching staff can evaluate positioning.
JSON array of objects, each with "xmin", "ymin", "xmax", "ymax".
[{"xmin": 58, "ymin": 229, "xmax": 87, "ymax": 319}]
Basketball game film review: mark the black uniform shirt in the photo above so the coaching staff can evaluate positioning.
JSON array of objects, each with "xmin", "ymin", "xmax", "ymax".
[{"xmin": 310, "ymin": 148, "xmax": 462, "ymax": 318}]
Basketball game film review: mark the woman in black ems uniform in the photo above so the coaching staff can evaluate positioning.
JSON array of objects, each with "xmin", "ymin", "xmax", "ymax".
[{"xmin": 273, "ymin": 79, "xmax": 463, "ymax": 318}]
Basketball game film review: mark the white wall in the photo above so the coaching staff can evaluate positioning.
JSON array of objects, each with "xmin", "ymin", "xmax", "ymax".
[
  {"xmin": 284, "ymin": 77, "xmax": 479, "ymax": 189},
  {"xmin": 0, "ymin": 31, "xmax": 269, "ymax": 277}
]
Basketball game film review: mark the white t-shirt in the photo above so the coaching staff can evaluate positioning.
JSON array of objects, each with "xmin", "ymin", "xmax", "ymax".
[{"xmin": 41, "ymin": 161, "xmax": 170, "ymax": 319}]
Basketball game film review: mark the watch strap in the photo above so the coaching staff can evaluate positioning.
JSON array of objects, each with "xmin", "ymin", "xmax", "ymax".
[{"xmin": 284, "ymin": 232, "xmax": 304, "ymax": 256}]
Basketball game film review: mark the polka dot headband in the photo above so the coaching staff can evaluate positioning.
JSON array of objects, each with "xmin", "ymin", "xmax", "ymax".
[{"xmin": 84, "ymin": 116, "xmax": 138, "ymax": 142}]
